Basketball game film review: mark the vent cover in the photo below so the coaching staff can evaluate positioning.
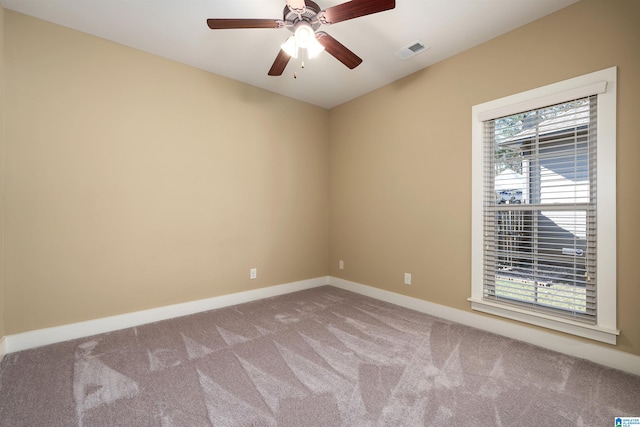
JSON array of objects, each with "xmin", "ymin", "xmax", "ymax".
[{"xmin": 394, "ymin": 41, "xmax": 429, "ymax": 60}]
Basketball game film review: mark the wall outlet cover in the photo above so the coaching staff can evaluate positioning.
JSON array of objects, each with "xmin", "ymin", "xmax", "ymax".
[{"xmin": 404, "ymin": 273, "xmax": 412, "ymax": 285}]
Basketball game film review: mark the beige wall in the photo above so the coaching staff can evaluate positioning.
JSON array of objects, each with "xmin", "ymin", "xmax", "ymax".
[
  {"xmin": 0, "ymin": 5, "xmax": 5, "ymax": 340},
  {"xmin": 3, "ymin": 11, "xmax": 330, "ymax": 334},
  {"xmin": 329, "ymin": 0, "xmax": 640, "ymax": 356}
]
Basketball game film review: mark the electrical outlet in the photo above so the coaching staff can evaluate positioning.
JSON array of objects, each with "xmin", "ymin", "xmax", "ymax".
[
  {"xmin": 339, "ymin": 260, "xmax": 344, "ymax": 270},
  {"xmin": 250, "ymin": 268, "xmax": 257, "ymax": 279},
  {"xmin": 404, "ymin": 272, "xmax": 412, "ymax": 285}
]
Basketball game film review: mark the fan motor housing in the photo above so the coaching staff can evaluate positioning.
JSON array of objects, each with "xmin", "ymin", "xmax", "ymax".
[{"xmin": 283, "ymin": 0, "xmax": 322, "ymax": 32}]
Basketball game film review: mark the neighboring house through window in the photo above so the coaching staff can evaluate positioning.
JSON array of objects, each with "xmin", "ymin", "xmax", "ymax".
[{"xmin": 470, "ymin": 67, "xmax": 618, "ymax": 344}]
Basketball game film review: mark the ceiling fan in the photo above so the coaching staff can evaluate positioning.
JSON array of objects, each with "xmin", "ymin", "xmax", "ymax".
[{"xmin": 207, "ymin": 0, "xmax": 396, "ymax": 76}]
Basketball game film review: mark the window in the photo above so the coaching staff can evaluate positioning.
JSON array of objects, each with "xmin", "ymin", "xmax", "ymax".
[{"xmin": 470, "ymin": 68, "xmax": 618, "ymax": 344}]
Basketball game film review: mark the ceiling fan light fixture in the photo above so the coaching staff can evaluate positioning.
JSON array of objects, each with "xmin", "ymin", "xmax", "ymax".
[
  {"xmin": 284, "ymin": 22, "xmax": 325, "ymax": 60},
  {"xmin": 281, "ymin": 36, "xmax": 298, "ymax": 58},
  {"xmin": 293, "ymin": 23, "xmax": 315, "ymax": 48},
  {"xmin": 306, "ymin": 37, "xmax": 325, "ymax": 58}
]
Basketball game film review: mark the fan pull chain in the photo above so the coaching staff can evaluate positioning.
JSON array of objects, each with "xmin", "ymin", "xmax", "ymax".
[
  {"xmin": 292, "ymin": 50, "xmax": 307, "ymax": 79},
  {"xmin": 296, "ymin": 50, "xmax": 306, "ymax": 78}
]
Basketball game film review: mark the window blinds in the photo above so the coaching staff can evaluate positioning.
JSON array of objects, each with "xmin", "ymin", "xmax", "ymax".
[{"xmin": 482, "ymin": 96, "xmax": 597, "ymax": 324}]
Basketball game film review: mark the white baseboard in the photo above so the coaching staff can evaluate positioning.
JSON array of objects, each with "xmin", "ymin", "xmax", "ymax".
[
  {"xmin": 4, "ymin": 276, "xmax": 330, "ymax": 354},
  {"xmin": 0, "ymin": 336, "xmax": 6, "ymax": 362},
  {"xmin": 330, "ymin": 276, "xmax": 640, "ymax": 376},
  {"xmin": 5, "ymin": 275, "xmax": 639, "ymax": 376}
]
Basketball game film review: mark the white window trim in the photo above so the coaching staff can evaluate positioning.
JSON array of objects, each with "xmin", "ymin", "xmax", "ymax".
[{"xmin": 470, "ymin": 67, "xmax": 618, "ymax": 344}]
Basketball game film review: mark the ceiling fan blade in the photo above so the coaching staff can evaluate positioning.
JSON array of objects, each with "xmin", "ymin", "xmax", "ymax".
[
  {"xmin": 316, "ymin": 32, "xmax": 362, "ymax": 69},
  {"xmin": 207, "ymin": 19, "xmax": 282, "ymax": 30},
  {"xmin": 268, "ymin": 49, "xmax": 292, "ymax": 76},
  {"xmin": 320, "ymin": 0, "xmax": 395, "ymax": 24}
]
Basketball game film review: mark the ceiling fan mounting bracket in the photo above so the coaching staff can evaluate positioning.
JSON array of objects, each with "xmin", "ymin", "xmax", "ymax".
[{"xmin": 283, "ymin": 0, "xmax": 322, "ymax": 32}]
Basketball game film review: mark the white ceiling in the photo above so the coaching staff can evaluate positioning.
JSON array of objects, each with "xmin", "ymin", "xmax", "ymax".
[{"xmin": 1, "ymin": 0, "xmax": 579, "ymax": 109}]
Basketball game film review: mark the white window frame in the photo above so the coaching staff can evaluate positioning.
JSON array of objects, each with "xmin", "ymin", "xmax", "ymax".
[{"xmin": 470, "ymin": 67, "xmax": 618, "ymax": 344}]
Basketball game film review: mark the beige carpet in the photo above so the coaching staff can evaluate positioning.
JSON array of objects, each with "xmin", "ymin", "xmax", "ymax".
[{"xmin": 1, "ymin": 285, "xmax": 639, "ymax": 426}]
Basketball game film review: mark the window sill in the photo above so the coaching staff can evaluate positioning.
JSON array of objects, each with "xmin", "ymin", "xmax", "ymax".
[{"xmin": 467, "ymin": 297, "xmax": 619, "ymax": 345}]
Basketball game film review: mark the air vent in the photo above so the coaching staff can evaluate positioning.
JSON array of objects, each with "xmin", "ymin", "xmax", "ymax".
[{"xmin": 394, "ymin": 41, "xmax": 429, "ymax": 60}]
